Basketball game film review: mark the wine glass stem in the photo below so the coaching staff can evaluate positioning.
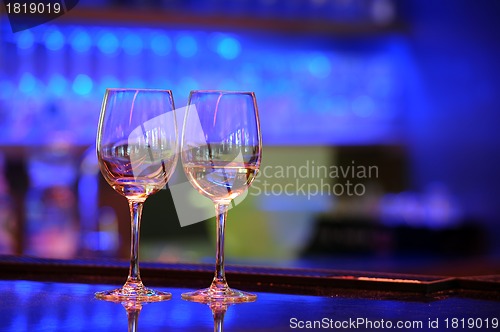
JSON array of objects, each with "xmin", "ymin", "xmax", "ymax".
[
  {"xmin": 126, "ymin": 200, "xmax": 144, "ymax": 286},
  {"xmin": 127, "ymin": 309, "xmax": 140, "ymax": 332},
  {"xmin": 213, "ymin": 310, "xmax": 225, "ymax": 332},
  {"xmin": 213, "ymin": 203, "xmax": 229, "ymax": 288}
]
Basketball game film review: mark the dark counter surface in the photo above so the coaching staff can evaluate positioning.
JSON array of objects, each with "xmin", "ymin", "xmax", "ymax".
[{"xmin": 0, "ymin": 255, "xmax": 499, "ymax": 331}]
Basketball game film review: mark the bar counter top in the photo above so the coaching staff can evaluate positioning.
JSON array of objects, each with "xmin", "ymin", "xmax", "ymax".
[{"xmin": 1, "ymin": 255, "xmax": 499, "ymax": 331}]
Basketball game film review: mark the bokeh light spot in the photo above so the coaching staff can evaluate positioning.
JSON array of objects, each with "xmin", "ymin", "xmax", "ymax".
[
  {"xmin": 44, "ymin": 28, "xmax": 65, "ymax": 51},
  {"xmin": 308, "ymin": 54, "xmax": 331, "ymax": 79},
  {"xmin": 19, "ymin": 73, "xmax": 36, "ymax": 94},
  {"xmin": 17, "ymin": 30, "xmax": 34, "ymax": 50},
  {"xmin": 217, "ymin": 37, "xmax": 241, "ymax": 60},
  {"xmin": 72, "ymin": 74, "xmax": 93, "ymax": 95},
  {"xmin": 70, "ymin": 29, "xmax": 92, "ymax": 53},
  {"xmin": 97, "ymin": 32, "xmax": 119, "ymax": 55}
]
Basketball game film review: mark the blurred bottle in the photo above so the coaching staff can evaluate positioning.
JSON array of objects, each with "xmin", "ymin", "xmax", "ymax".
[
  {"xmin": 24, "ymin": 184, "xmax": 79, "ymax": 258},
  {"xmin": 24, "ymin": 103, "xmax": 80, "ymax": 258},
  {"xmin": 96, "ymin": 207, "xmax": 119, "ymax": 256},
  {"xmin": 79, "ymin": 148, "xmax": 119, "ymax": 258}
]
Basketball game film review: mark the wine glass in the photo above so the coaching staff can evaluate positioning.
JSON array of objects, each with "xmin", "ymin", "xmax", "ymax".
[
  {"xmin": 96, "ymin": 88, "xmax": 178, "ymax": 302},
  {"xmin": 181, "ymin": 90, "xmax": 262, "ymax": 303}
]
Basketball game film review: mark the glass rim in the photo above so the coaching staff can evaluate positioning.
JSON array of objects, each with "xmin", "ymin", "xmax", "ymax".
[
  {"xmin": 105, "ymin": 88, "xmax": 173, "ymax": 93},
  {"xmin": 189, "ymin": 90, "xmax": 256, "ymax": 95}
]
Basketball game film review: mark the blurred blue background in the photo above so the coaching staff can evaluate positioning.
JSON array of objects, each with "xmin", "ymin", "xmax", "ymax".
[{"xmin": 0, "ymin": 0, "xmax": 499, "ymax": 275}]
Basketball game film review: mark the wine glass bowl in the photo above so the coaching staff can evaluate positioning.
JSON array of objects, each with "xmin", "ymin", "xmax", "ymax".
[
  {"xmin": 181, "ymin": 90, "xmax": 262, "ymax": 303},
  {"xmin": 95, "ymin": 88, "xmax": 178, "ymax": 302}
]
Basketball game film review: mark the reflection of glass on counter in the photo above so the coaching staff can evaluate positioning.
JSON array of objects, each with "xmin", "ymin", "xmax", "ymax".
[
  {"xmin": 209, "ymin": 302, "xmax": 229, "ymax": 332},
  {"xmin": 122, "ymin": 300, "xmax": 143, "ymax": 332}
]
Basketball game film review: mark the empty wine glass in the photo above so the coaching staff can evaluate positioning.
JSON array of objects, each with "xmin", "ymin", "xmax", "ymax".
[
  {"xmin": 96, "ymin": 88, "xmax": 178, "ymax": 302},
  {"xmin": 181, "ymin": 90, "xmax": 262, "ymax": 303}
]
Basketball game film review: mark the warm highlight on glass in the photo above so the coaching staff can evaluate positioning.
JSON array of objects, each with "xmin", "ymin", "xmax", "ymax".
[
  {"xmin": 181, "ymin": 90, "xmax": 262, "ymax": 303},
  {"xmin": 96, "ymin": 88, "xmax": 178, "ymax": 302}
]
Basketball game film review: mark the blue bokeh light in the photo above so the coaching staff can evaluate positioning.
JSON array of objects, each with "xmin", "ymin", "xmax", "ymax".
[
  {"xmin": 122, "ymin": 33, "xmax": 143, "ymax": 56},
  {"xmin": 151, "ymin": 33, "xmax": 172, "ymax": 56},
  {"xmin": 217, "ymin": 37, "xmax": 241, "ymax": 60},
  {"xmin": 97, "ymin": 32, "xmax": 119, "ymax": 55},
  {"xmin": 44, "ymin": 28, "xmax": 65, "ymax": 51},
  {"xmin": 70, "ymin": 29, "xmax": 92, "ymax": 53},
  {"xmin": 16, "ymin": 30, "xmax": 34, "ymax": 50},
  {"xmin": 176, "ymin": 35, "xmax": 197, "ymax": 58},
  {"xmin": 0, "ymin": 22, "xmax": 405, "ymax": 146},
  {"xmin": 308, "ymin": 54, "xmax": 331, "ymax": 79},
  {"xmin": 72, "ymin": 74, "xmax": 93, "ymax": 95},
  {"xmin": 19, "ymin": 73, "xmax": 37, "ymax": 94}
]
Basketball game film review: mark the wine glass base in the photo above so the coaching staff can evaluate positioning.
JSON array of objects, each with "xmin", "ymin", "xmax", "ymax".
[
  {"xmin": 181, "ymin": 287, "xmax": 257, "ymax": 303},
  {"xmin": 95, "ymin": 287, "xmax": 172, "ymax": 303}
]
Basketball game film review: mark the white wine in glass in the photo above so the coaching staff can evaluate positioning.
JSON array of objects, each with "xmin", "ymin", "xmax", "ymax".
[
  {"xmin": 181, "ymin": 90, "xmax": 262, "ymax": 303},
  {"xmin": 96, "ymin": 88, "xmax": 178, "ymax": 302}
]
